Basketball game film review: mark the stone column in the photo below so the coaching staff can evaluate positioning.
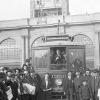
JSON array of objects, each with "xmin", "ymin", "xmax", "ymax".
[
  {"xmin": 30, "ymin": 0, "xmax": 35, "ymax": 18},
  {"xmin": 98, "ymin": 32, "xmax": 100, "ymax": 69},
  {"xmin": 25, "ymin": 36, "xmax": 28, "ymax": 59},
  {"xmin": 66, "ymin": 0, "xmax": 70, "ymax": 15},
  {"xmin": 21, "ymin": 36, "xmax": 26, "ymax": 64},
  {"xmin": 25, "ymin": 30, "xmax": 31, "ymax": 59},
  {"xmin": 94, "ymin": 32, "xmax": 100, "ymax": 69},
  {"xmin": 62, "ymin": 0, "xmax": 70, "ymax": 16},
  {"xmin": 27, "ymin": 19, "xmax": 31, "ymax": 58}
]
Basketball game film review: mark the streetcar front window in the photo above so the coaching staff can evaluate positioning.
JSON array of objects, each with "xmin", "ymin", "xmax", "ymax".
[
  {"xmin": 50, "ymin": 47, "xmax": 66, "ymax": 64},
  {"xmin": 50, "ymin": 47, "xmax": 67, "ymax": 70}
]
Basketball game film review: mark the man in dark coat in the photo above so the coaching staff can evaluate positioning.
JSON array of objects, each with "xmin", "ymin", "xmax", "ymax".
[
  {"xmin": 6, "ymin": 74, "xmax": 18, "ymax": 100},
  {"xmin": 20, "ymin": 71, "xmax": 35, "ymax": 100},
  {"xmin": 85, "ymin": 70, "xmax": 92, "ymax": 86},
  {"xmin": 90, "ymin": 71, "xmax": 100, "ymax": 100},
  {"xmin": 65, "ymin": 72, "xmax": 75, "ymax": 100},
  {"xmin": 23, "ymin": 71, "xmax": 36, "ymax": 100},
  {"xmin": 34, "ymin": 73, "xmax": 44, "ymax": 100},
  {"xmin": 42, "ymin": 73, "xmax": 53, "ymax": 100},
  {"xmin": 79, "ymin": 79, "xmax": 93, "ymax": 100},
  {"xmin": 0, "ymin": 73, "xmax": 8, "ymax": 100},
  {"xmin": 73, "ymin": 71, "xmax": 81, "ymax": 100}
]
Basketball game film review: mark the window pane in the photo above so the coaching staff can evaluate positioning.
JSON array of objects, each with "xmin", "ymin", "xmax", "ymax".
[
  {"xmin": 34, "ymin": 49, "xmax": 49, "ymax": 68},
  {"xmin": 35, "ymin": 8, "xmax": 62, "ymax": 17},
  {"xmin": 50, "ymin": 47, "xmax": 67, "ymax": 70},
  {"xmin": 73, "ymin": 34, "xmax": 94, "ymax": 69},
  {"xmin": 50, "ymin": 47, "xmax": 66, "ymax": 64},
  {"xmin": 0, "ymin": 39, "xmax": 21, "ymax": 61}
]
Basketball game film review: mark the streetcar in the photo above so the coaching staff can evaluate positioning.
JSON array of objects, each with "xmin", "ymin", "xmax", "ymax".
[{"xmin": 31, "ymin": 34, "xmax": 86, "ymax": 99}]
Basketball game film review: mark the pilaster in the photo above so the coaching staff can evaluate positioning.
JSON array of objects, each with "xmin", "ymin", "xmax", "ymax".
[
  {"xmin": 94, "ymin": 32, "xmax": 100, "ymax": 69},
  {"xmin": 98, "ymin": 32, "xmax": 100, "ymax": 69},
  {"xmin": 21, "ymin": 36, "xmax": 26, "ymax": 65}
]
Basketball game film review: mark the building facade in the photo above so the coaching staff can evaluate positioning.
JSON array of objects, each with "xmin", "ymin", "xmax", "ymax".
[
  {"xmin": 0, "ymin": 0, "xmax": 100, "ymax": 69},
  {"xmin": 30, "ymin": 0, "xmax": 69, "ymax": 18},
  {"xmin": 0, "ymin": 14, "xmax": 100, "ymax": 69}
]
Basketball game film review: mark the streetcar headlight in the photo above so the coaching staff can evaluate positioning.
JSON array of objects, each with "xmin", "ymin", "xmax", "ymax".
[{"xmin": 55, "ymin": 79, "xmax": 62, "ymax": 86}]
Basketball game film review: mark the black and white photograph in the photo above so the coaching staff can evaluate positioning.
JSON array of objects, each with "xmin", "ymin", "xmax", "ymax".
[{"xmin": 0, "ymin": 0, "xmax": 100, "ymax": 100}]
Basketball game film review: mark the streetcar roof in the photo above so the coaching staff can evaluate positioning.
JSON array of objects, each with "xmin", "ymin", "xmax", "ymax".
[{"xmin": 32, "ymin": 41, "xmax": 83, "ymax": 48}]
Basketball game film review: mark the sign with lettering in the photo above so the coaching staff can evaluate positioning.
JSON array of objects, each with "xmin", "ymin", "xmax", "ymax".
[{"xmin": 42, "ymin": 35, "xmax": 74, "ymax": 42}]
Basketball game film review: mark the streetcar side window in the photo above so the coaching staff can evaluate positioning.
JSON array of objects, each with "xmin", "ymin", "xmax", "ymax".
[{"xmin": 34, "ymin": 49, "xmax": 49, "ymax": 68}]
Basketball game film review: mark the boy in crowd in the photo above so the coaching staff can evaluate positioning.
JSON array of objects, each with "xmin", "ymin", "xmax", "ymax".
[{"xmin": 79, "ymin": 79, "xmax": 93, "ymax": 100}]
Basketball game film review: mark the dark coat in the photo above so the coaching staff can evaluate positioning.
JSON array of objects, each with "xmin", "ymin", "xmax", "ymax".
[
  {"xmin": 0, "ymin": 81, "xmax": 8, "ymax": 100},
  {"xmin": 42, "ymin": 77, "xmax": 53, "ymax": 100},
  {"xmin": 64, "ymin": 78, "xmax": 75, "ymax": 100},
  {"xmin": 79, "ymin": 84, "xmax": 93, "ymax": 100},
  {"xmin": 6, "ymin": 80, "xmax": 18, "ymax": 100},
  {"xmin": 85, "ymin": 75, "xmax": 92, "ymax": 86},
  {"xmin": 34, "ymin": 74, "xmax": 44, "ymax": 100},
  {"xmin": 65, "ymin": 78, "xmax": 75, "ymax": 100},
  {"xmin": 65, "ymin": 78, "xmax": 75, "ymax": 94},
  {"xmin": 73, "ymin": 76, "xmax": 82, "ymax": 100},
  {"xmin": 90, "ymin": 76, "xmax": 100, "ymax": 100},
  {"xmin": 34, "ymin": 74, "xmax": 43, "ymax": 89},
  {"xmin": 91, "ymin": 76, "xmax": 100, "ymax": 94},
  {"xmin": 73, "ymin": 76, "xmax": 81, "ymax": 93}
]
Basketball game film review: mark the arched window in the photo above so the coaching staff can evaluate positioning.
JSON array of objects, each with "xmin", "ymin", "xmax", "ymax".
[
  {"xmin": 73, "ymin": 34, "xmax": 94, "ymax": 69},
  {"xmin": 0, "ymin": 38, "xmax": 21, "ymax": 68}
]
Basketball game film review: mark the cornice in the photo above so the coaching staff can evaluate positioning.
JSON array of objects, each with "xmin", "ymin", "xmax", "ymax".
[{"xmin": 1, "ymin": 17, "xmax": 100, "ymax": 31}]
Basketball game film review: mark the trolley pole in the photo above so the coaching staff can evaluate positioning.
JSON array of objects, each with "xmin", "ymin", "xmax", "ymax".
[
  {"xmin": 63, "ymin": 15, "xmax": 66, "ymax": 34},
  {"xmin": 27, "ymin": 18, "xmax": 31, "ymax": 58},
  {"xmin": 58, "ymin": 20, "xmax": 60, "ymax": 34}
]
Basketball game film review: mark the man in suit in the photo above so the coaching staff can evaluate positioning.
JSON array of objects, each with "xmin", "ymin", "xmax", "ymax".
[
  {"xmin": 0, "ymin": 73, "xmax": 8, "ymax": 100},
  {"xmin": 73, "ymin": 71, "xmax": 81, "ymax": 100},
  {"xmin": 79, "ymin": 79, "xmax": 93, "ymax": 100},
  {"xmin": 42, "ymin": 73, "xmax": 53, "ymax": 100},
  {"xmin": 34, "ymin": 73, "xmax": 44, "ymax": 100},
  {"xmin": 85, "ymin": 70, "xmax": 92, "ymax": 86},
  {"xmin": 65, "ymin": 72, "xmax": 75, "ymax": 100},
  {"xmin": 91, "ymin": 71, "xmax": 100, "ymax": 100}
]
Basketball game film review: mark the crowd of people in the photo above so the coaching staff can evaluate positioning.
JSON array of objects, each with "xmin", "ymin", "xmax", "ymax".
[
  {"xmin": 0, "ymin": 58, "xmax": 100, "ymax": 100},
  {"xmin": 65, "ymin": 70, "xmax": 100, "ymax": 100},
  {"xmin": 0, "ymin": 58, "xmax": 37, "ymax": 100}
]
